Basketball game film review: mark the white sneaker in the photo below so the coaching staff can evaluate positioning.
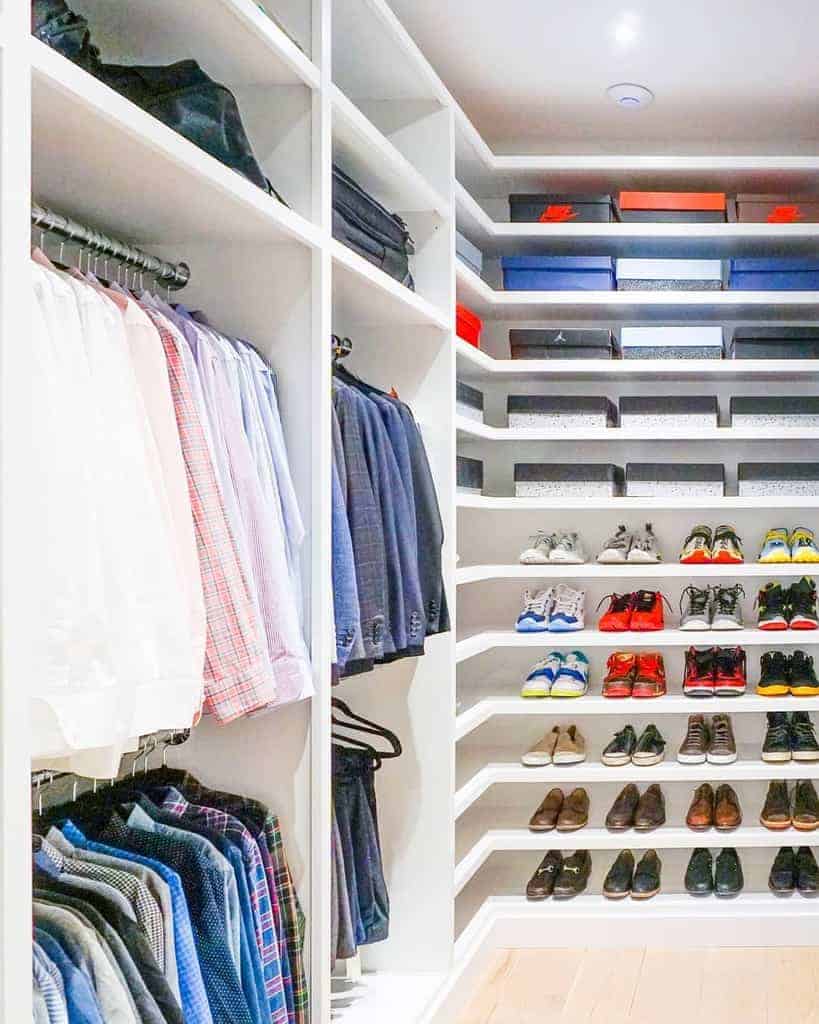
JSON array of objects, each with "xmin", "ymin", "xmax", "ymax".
[
  {"xmin": 550, "ymin": 531, "xmax": 586, "ymax": 564},
  {"xmin": 548, "ymin": 584, "xmax": 585, "ymax": 632},
  {"xmin": 597, "ymin": 524, "xmax": 633, "ymax": 563},
  {"xmin": 516, "ymin": 588, "xmax": 555, "ymax": 632},
  {"xmin": 550, "ymin": 650, "xmax": 590, "ymax": 697},
  {"xmin": 519, "ymin": 531, "xmax": 555, "ymax": 565},
  {"xmin": 521, "ymin": 652, "xmax": 563, "ymax": 698},
  {"xmin": 627, "ymin": 522, "xmax": 662, "ymax": 563}
]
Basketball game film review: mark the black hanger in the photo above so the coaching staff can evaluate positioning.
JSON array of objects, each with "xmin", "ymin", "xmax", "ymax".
[{"xmin": 331, "ymin": 697, "xmax": 402, "ymax": 766}]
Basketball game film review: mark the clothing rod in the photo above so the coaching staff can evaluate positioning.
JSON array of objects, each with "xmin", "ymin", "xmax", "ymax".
[{"xmin": 31, "ymin": 203, "xmax": 190, "ymax": 290}]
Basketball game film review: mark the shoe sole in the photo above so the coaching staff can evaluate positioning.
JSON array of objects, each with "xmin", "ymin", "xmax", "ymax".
[
  {"xmin": 792, "ymin": 820, "xmax": 819, "ymax": 832},
  {"xmin": 627, "ymin": 552, "xmax": 661, "ymax": 564},
  {"xmin": 758, "ymin": 683, "xmax": 790, "ymax": 696},
  {"xmin": 762, "ymin": 752, "xmax": 792, "ymax": 763},
  {"xmin": 711, "ymin": 620, "xmax": 743, "ymax": 631},
  {"xmin": 521, "ymin": 758, "xmax": 552, "ymax": 767},
  {"xmin": 714, "ymin": 686, "xmax": 746, "ymax": 697},
  {"xmin": 677, "ymin": 753, "xmax": 707, "ymax": 764},
  {"xmin": 793, "ymin": 552, "xmax": 819, "ymax": 563},
  {"xmin": 631, "ymin": 887, "xmax": 661, "ymax": 900},
  {"xmin": 684, "ymin": 687, "xmax": 715, "ymax": 698},
  {"xmin": 526, "ymin": 893, "xmax": 549, "ymax": 902},
  {"xmin": 790, "ymin": 686, "xmax": 819, "ymax": 697},
  {"xmin": 597, "ymin": 551, "xmax": 627, "ymax": 564},
  {"xmin": 632, "ymin": 690, "xmax": 665, "ymax": 699},
  {"xmin": 760, "ymin": 817, "xmax": 793, "ymax": 830},
  {"xmin": 547, "ymin": 624, "xmax": 585, "ymax": 633},
  {"xmin": 549, "ymin": 689, "xmax": 587, "ymax": 699},
  {"xmin": 759, "ymin": 620, "xmax": 789, "ymax": 630},
  {"xmin": 790, "ymin": 619, "xmax": 819, "ymax": 630},
  {"xmin": 528, "ymin": 824, "xmax": 556, "ymax": 833},
  {"xmin": 712, "ymin": 553, "xmax": 744, "ymax": 564},
  {"xmin": 603, "ymin": 688, "xmax": 633, "ymax": 699},
  {"xmin": 680, "ymin": 552, "xmax": 712, "ymax": 564},
  {"xmin": 707, "ymin": 753, "xmax": 738, "ymax": 765},
  {"xmin": 520, "ymin": 689, "xmax": 551, "ymax": 699},
  {"xmin": 552, "ymin": 754, "xmax": 586, "ymax": 765},
  {"xmin": 632, "ymin": 754, "xmax": 664, "ymax": 766},
  {"xmin": 519, "ymin": 555, "xmax": 550, "ymax": 565},
  {"xmin": 792, "ymin": 751, "xmax": 819, "ymax": 762},
  {"xmin": 549, "ymin": 553, "xmax": 585, "ymax": 564},
  {"xmin": 556, "ymin": 821, "xmax": 588, "ymax": 833},
  {"xmin": 515, "ymin": 624, "xmax": 550, "ymax": 633},
  {"xmin": 759, "ymin": 551, "xmax": 791, "ymax": 563},
  {"xmin": 605, "ymin": 823, "xmax": 632, "ymax": 832},
  {"xmin": 603, "ymin": 890, "xmax": 630, "ymax": 900},
  {"xmin": 715, "ymin": 821, "xmax": 742, "ymax": 832},
  {"xmin": 602, "ymin": 754, "xmax": 633, "ymax": 766},
  {"xmin": 680, "ymin": 621, "xmax": 711, "ymax": 631},
  {"xmin": 687, "ymin": 823, "xmax": 712, "ymax": 832},
  {"xmin": 633, "ymin": 823, "xmax": 664, "ymax": 832}
]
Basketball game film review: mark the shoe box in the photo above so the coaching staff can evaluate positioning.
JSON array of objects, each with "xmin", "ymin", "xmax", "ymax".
[
  {"xmin": 506, "ymin": 395, "xmax": 617, "ymax": 429},
  {"xmin": 456, "ymin": 230, "xmax": 483, "ymax": 275},
  {"xmin": 508, "ymin": 193, "xmax": 614, "ymax": 223},
  {"xmin": 509, "ymin": 327, "xmax": 615, "ymax": 360},
  {"xmin": 456, "ymin": 455, "xmax": 484, "ymax": 494},
  {"xmin": 456, "ymin": 381, "xmax": 484, "ymax": 423},
  {"xmin": 729, "ymin": 257, "xmax": 819, "ymax": 290},
  {"xmin": 626, "ymin": 462, "xmax": 725, "ymax": 498},
  {"xmin": 456, "ymin": 303, "xmax": 482, "ymax": 348},
  {"xmin": 500, "ymin": 255, "xmax": 615, "ymax": 291},
  {"xmin": 729, "ymin": 396, "xmax": 819, "ymax": 428},
  {"xmin": 514, "ymin": 462, "xmax": 624, "ymax": 498},
  {"xmin": 620, "ymin": 325, "xmax": 724, "ymax": 360},
  {"xmin": 731, "ymin": 194, "xmax": 819, "ymax": 223},
  {"xmin": 617, "ymin": 191, "xmax": 727, "ymax": 223},
  {"xmin": 730, "ymin": 326, "xmax": 819, "ymax": 360},
  {"xmin": 616, "ymin": 258, "xmax": 723, "ymax": 291},
  {"xmin": 619, "ymin": 396, "xmax": 718, "ymax": 430},
  {"xmin": 739, "ymin": 462, "xmax": 819, "ymax": 497}
]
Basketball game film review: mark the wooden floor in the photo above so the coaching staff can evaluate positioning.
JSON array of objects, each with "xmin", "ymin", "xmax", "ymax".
[{"xmin": 457, "ymin": 947, "xmax": 819, "ymax": 1024}]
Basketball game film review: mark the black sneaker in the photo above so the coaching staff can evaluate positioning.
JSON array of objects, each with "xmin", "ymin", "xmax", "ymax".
[
  {"xmin": 632, "ymin": 724, "xmax": 666, "ymax": 766},
  {"xmin": 791, "ymin": 712, "xmax": 819, "ymax": 762},
  {"xmin": 797, "ymin": 847, "xmax": 819, "ymax": 895},
  {"xmin": 714, "ymin": 848, "xmax": 744, "ymax": 897},
  {"xmin": 757, "ymin": 582, "xmax": 789, "ymax": 630},
  {"xmin": 762, "ymin": 711, "xmax": 792, "ymax": 763},
  {"xmin": 789, "ymin": 577, "xmax": 819, "ymax": 630},
  {"xmin": 758, "ymin": 650, "xmax": 791, "ymax": 697},
  {"xmin": 789, "ymin": 651, "xmax": 819, "ymax": 697},
  {"xmin": 769, "ymin": 847, "xmax": 796, "ymax": 895},
  {"xmin": 601, "ymin": 725, "xmax": 637, "ymax": 766}
]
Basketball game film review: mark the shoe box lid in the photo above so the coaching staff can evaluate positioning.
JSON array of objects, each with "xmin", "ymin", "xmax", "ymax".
[
  {"xmin": 515, "ymin": 462, "xmax": 624, "ymax": 484},
  {"xmin": 730, "ymin": 395, "xmax": 819, "ymax": 417},
  {"xmin": 457, "ymin": 455, "xmax": 483, "ymax": 489},
  {"xmin": 739, "ymin": 462, "xmax": 819, "ymax": 482},
  {"xmin": 627, "ymin": 462, "xmax": 725, "ymax": 483},
  {"xmin": 616, "ymin": 258, "xmax": 722, "ymax": 281},
  {"xmin": 501, "ymin": 255, "xmax": 615, "ymax": 271},
  {"xmin": 621, "ymin": 325, "xmax": 724, "ymax": 348},
  {"xmin": 619, "ymin": 191, "xmax": 726, "ymax": 211},
  {"xmin": 510, "ymin": 327, "xmax": 614, "ymax": 348},
  {"xmin": 507, "ymin": 395, "xmax": 617, "ymax": 422},
  {"xmin": 730, "ymin": 257, "xmax": 819, "ymax": 273},
  {"xmin": 620, "ymin": 395, "xmax": 718, "ymax": 416},
  {"xmin": 509, "ymin": 193, "xmax": 613, "ymax": 223},
  {"xmin": 733, "ymin": 195, "xmax": 819, "ymax": 223},
  {"xmin": 456, "ymin": 380, "xmax": 484, "ymax": 411}
]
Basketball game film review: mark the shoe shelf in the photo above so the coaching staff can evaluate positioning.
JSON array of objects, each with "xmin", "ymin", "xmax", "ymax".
[
  {"xmin": 456, "ymin": 563, "xmax": 811, "ymax": 585},
  {"xmin": 457, "ymin": 494, "xmax": 819, "ymax": 512}
]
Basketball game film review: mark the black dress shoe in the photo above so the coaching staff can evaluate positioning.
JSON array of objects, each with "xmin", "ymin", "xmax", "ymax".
[
  {"xmin": 715, "ymin": 848, "xmax": 744, "ymax": 897},
  {"xmin": 603, "ymin": 850, "xmax": 634, "ymax": 899},
  {"xmin": 769, "ymin": 847, "xmax": 796, "ymax": 895},
  {"xmin": 526, "ymin": 850, "xmax": 563, "ymax": 900},
  {"xmin": 632, "ymin": 850, "xmax": 661, "ymax": 899},
  {"xmin": 553, "ymin": 850, "xmax": 591, "ymax": 899},
  {"xmin": 797, "ymin": 846, "xmax": 819, "ymax": 895},
  {"xmin": 685, "ymin": 847, "xmax": 714, "ymax": 895}
]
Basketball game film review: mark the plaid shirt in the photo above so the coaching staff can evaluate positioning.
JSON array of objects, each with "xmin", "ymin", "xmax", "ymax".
[
  {"xmin": 144, "ymin": 308, "xmax": 276, "ymax": 723},
  {"xmin": 160, "ymin": 789, "xmax": 288, "ymax": 1024}
]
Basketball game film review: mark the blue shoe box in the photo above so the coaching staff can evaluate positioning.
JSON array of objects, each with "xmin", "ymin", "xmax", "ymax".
[
  {"xmin": 729, "ymin": 258, "xmax": 819, "ymax": 291},
  {"xmin": 501, "ymin": 256, "xmax": 615, "ymax": 291}
]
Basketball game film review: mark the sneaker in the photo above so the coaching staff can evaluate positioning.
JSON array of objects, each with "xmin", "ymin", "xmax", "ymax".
[
  {"xmin": 521, "ymin": 725, "xmax": 561, "ymax": 766},
  {"xmin": 680, "ymin": 524, "xmax": 713, "ymax": 564},
  {"xmin": 515, "ymin": 588, "xmax": 554, "ymax": 632},
  {"xmin": 793, "ymin": 779, "xmax": 819, "ymax": 831},
  {"xmin": 628, "ymin": 523, "xmax": 662, "ymax": 563},
  {"xmin": 597, "ymin": 524, "xmax": 633, "ymax": 564},
  {"xmin": 789, "ymin": 651, "xmax": 819, "ymax": 697},
  {"xmin": 552, "ymin": 725, "xmax": 587, "ymax": 765},
  {"xmin": 713, "ymin": 646, "xmax": 747, "ymax": 697},
  {"xmin": 526, "ymin": 850, "xmax": 563, "ymax": 900},
  {"xmin": 788, "ymin": 577, "xmax": 819, "ymax": 630},
  {"xmin": 711, "ymin": 585, "xmax": 745, "ymax": 631},
  {"xmin": 602, "ymin": 725, "xmax": 638, "ymax": 766},
  {"xmin": 760, "ymin": 780, "xmax": 792, "ymax": 830},
  {"xmin": 757, "ymin": 582, "xmax": 789, "ymax": 630},
  {"xmin": 678, "ymin": 714, "xmax": 709, "ymax": 764},
  {"xmin": 520, "ymin": 652, "xmax": 563, "ymax": 698},
  {"xmin": 791, "ymin": 527, "xmax": 819, "ymax": 564},
  {"xmin": 683, "ymin": 646, "xmax": 716, "ymax": 698},
  {"xmin": 759, "ymin": 527, "xmax": 791, "ymax": 564},
  {"xmin": 548, "ymin": 584, "xmax": 585, "ymax": 632},
  {"xmin": 758, "ymin": 650, "xmax": 791, "ymax": 697},
  {"xmin": 549, "ymin": 531, "xmax": 586, "ymax": 565},
  {"xmin": 679, "ymin": 585, "xmax": 712, "ymax": 631},
  {"xmin": 551, "ymin": 651, "xmax": 590, "ymax": 698},
  {"xmin": 712, "ymin": 525, "xmax": 744, "ymax": 564},
  {"xmin": 597, "ymin": 592, "xmax": 634, "ymax": 632},
  {"xmin": 715, "ymin": 848, "xmax": 744, "ymax": 897},
  {"xmin": 632, "ymin": 652, "xmax": 667, "ymax": 699},
  {"xmin": 791, "ymin": 711, "xmax": 819, "ymax": 762},
  {"xmin": 630, "ymin": 590, "xmax": 669, "ymax": 632},
  {"xmin": 762, "ymin": 711, "xmax": 792, "ymax": 763},
  {"xmin": 633, "ymin": 724, "xmax": 666, "ymax": 766},
  {"xmin": 519, "ymin": 531, "xmax": 555, "ymax": 565},
  {"xmin": 707, "ymin": 714, "xmax": 737, "ymax": 765},
  {"xmin": 603, "ymin": 651, "xmax": 636, "ymax": 698}
]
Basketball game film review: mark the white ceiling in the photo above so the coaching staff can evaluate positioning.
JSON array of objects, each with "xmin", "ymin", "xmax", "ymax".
[{"xmin": 389, "ymin": 0, "xmax": 819, "ymax": 154}]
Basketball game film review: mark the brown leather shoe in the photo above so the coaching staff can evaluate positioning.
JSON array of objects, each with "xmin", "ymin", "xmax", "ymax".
[
  {"xmin": 634, "ymin": 784, "xmax": 666, "ymax": 832},
  {"xmin": 760, "ymin": 780, "xmax": 792, "ymax": 830},
  {"xmin": 605, "ymin": 783, "xmax": 640, "ymax": 831},
  {"xmin": 686, "ymin": 783, "xmax": 714, "ymax": 831},
  {"xmin": 714, "ymin": 783, "xmax": 742, "ymax": 831},
  {"xmin": 557, "ymin": 788, "xmax": 589, "ymax": 832},
  {"xmin": 528, "ymin": 788, "xmax": 564, "ymax": 832}
]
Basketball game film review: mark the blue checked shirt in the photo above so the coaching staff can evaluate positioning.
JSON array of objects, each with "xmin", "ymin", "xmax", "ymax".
[{"xmin": 33, "ymin": 944, "xmax": 68, "ymax": 1024}]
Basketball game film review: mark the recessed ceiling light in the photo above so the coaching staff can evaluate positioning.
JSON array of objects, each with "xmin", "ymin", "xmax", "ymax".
[
  {"xmin": 606, "ymin": 83, "xmax": 655, "ymax": 109},
  {"xmin": 613, "ymin": 15, "xmax": 639, "ymax": 45}
]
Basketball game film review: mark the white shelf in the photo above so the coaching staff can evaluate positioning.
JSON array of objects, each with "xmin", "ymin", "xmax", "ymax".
[
  {"xmin": 30, "ymin": 39, "xmax": 322, "ymax": 250},
  {"xmin": 456, "ymin": 563, "xmax": 808, "ymax": 585},
  {"xmin": 457, "ymin": 494, "xmax": 819, "ymax": 512}
]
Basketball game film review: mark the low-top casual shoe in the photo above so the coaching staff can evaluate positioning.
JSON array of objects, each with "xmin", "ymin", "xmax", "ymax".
[
  {"xmin": 521, "ymin": 726, "xmax": 561, "ymax": 767},
  {"xmin": 789, "ymin": 651, "xmax": 819, "ymax": 696},
  {"xmin": 711, "ymin": 585, "xmax": 745, "ymax": 631},
  {"xmin": 797, "ymin": 846, "xmax": 819, "ymax": 893},
  {"xmin": 791, "ymin": 527, "xmax": 819, "ymax": 564},
  {"xmin": 769, "ymin": 847, "xmax": 796, "ymax": 894},
  {"xmin": 628, "ymin": 523, "xmax": 662, "ymax": 563},
  {"xmin": 680, "ymin": 586, "xmax": 712, "ymax": 631},
  {"xmin": 548, "ymin": 584, "xmax": 586, "ymax": 632},
  {"xmin": 526, "ymin": 850, "xmax": 563, "ymax": 900},
  {"xmin": 553, "ymin": 849, "xmax": 592, "ymax": 899},
  {"xmin": 551, "ymin": 650, "xmax": 590, "ymax": 698},
  {"xmin": 632, "ymin": 652, "xmax": 667, "ymax": 698},
  {"xmin": 762, "ymin": 711, "xmax": 792, "ymax": 763},
  {"xmin": 758, "ymin": 650, "xmax": 791, "ymax": 697},
  {"xmin": 680, "ymin": 525, "xmax": 713, "ymax": 564},
  {"xmin": 632, "ymin": 850, "xmax": 662, "ymax": 899},
  {"xmin": 759, "ymin": 527, "xmax": 791, "ymax": 564},
  {"xmin": 713, "ymin": 646, "xmax": 747, "ymax": 697},
  {"xmin": 597, "ymin": 525, "xmax": 633, "ymax": 564},
  {"xmin": 519, "ymin": 531, "xmax": 555, "ymax": 565},
  {"xmin": 553, "ymin": 725, "xmax": 586, "ymax": 765},
  {"xmin": 761, "ymin": 780, "xmax": 792, "ymax": 830},
  {"xmin": 687, "ymin": 784, "xmax": 715, "ymax": 831},
  {"xmin": 528, "ymin": 788, "xmax": 564, "ymax": 832},
  {"xmin": 712, "ymin": 525, "xmax": 744, "ymax": 564},
  {"xmin": 708, "ymin": 714, "xmax": 737, "ymax": 765},
  {"xmin": 793, "ymin": 779, "xmax": 819, "ymax": 831},
  {"xmin": 516, "ymin": 588, "xmax": 554, "ymax": 632},
  {"xmin": 520, "ymin": 651, "xmax": 564, "ymax": 698},
  {"xmin": 603, "ymin": 849, "xmax": 635, "ymax": 899},
  {"xmin": 602, "ymin": 725, "xmax": 637, "ymax": 766},
  {"xmin": 678, "ymin": 714, "xmax": 710, "ymax": 765},
  {"xmin": 715, "ymin": 848, "xmax": 744, "ymax": 896},
  {"xmin": 685, "ymin": 848, "xmax": 714, "ymax": 895},
  {"xmin": 557, "ymin": 787, "xmax": 590, "ymax": 832},
  {"xmin": 550, "ymin": 531, "xmax": 586, "ymax": 565},
  {"xmin": 683, "ymin": 647, "xmax": 716, "ymax": 698},
  {"xmin": 630, "ymin": 590, "xmax": 669, "ymax": 632},
  {"xmin": 633, "ymin": 724, "xmax": 666, "ymax": 766},
  {"xmin": 791, "ymin": 711, "xmax": 819, "ymax": 761},
  {"xmin": 605, "ymin": 783, "xmax": 640, "ymax": 831},
  {"xmin": 603, "ymin": 651, "xmax": 636, "ymax": 698},
  {"xmin": 714, "ymin": 784, "xmax": 742, "ymax": 831},
  {"xmin": 634, "ymin": 783, "xmax": 666, "ymax": 831},
  {"xmin": 788, "ymin": 577, "xmax": 819, "ymax": 630},
  {"xmin": 757, "ymin": 582, "xmax": 789, "ymax": 631},
  {"xmin": 597, "ymin": 592, "xmax": 634, "ymax": 632}
]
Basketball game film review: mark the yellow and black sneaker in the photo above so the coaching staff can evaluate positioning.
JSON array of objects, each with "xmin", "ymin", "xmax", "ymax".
[
  {"xmin": 757, "ymin": 650, "xmax": 790, "ymax": 696},
  {"xmin": 790, "ymin": 650, "xmax": 819, "ymax": 697},
  {"xmin": 791, "ymin": 527, "xmax": 819, "ymax": 564}
]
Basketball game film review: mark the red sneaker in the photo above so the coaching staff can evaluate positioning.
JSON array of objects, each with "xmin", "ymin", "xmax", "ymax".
[
  {"xmin": 597, "ymin": 593, "xmax": 634, "ymax": 632},
  {"xmin": 713, "ymin": 646, "xmax": 747, "ymax": 697},
  {"xmin": 630, "ymin": 590, "xmax": 669, "ymax": 632},
  {"xmin": 603, "ymin": 652, "xmax": 636, "ymax": 698},
  {"xmin": 683, "ymin": 646, "xmax": 716, "ymax": 698},
  {"xmin": 632, "ymin": 652, "xmax": 667, "ymax": 698}
]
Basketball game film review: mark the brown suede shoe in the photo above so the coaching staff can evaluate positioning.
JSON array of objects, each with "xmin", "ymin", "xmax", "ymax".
[
  {"xmin": 634, "ymin": 784, "xmax": 666, "ymax": 832},
  {"xmin": 605, "ymin": 783, "xmax": 640, "ymax": 831},
  {"xmin": 686, "ymin": 783, "xmax": 714, "ymax": 831},
  {"xmin": 557, "ymin": 788, "xmax": 589, "ymax": 832},
  {"xmin": 760, "ymin": 780, "xmax": 791, "ymax": 831},
  {"xmin": 714, "ymin": 783, "xmax": 742, "ymax": 831},
  {"xmin": 528, "ymin": 788, "xmax": 564, "ymax": 832}
]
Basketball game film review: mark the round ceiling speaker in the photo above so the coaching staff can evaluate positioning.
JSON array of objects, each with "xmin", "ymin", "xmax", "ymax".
[{"xmin": 606, "ymin": 83, "xmax": 655, "ymax": 109}]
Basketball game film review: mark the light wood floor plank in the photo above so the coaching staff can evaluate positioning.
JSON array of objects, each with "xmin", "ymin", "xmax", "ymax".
[
  {"xmin": 628, "ymin": 949, "xmax": 704, "ymax": 1024},
  {"xmin": 559, "ymin": 948, "xmax": 645, "ymax": 1024}
]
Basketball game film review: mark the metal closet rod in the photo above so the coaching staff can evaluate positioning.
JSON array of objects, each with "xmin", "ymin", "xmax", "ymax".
[{"xmin": 31, "ymin": 202, "xmax": 191, "ymax": 290}]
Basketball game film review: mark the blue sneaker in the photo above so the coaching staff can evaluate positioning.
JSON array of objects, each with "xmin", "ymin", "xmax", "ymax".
[
  {"xmin": 515, "ymin": 589, "xmax": 554, "ymax": 633},
  {"xmin": 551, "ymin": 651, "xmax": 590, "ymax": 697},
  {"xmin": 521, "ymin": 652, "xmax": 564, "ymax": 697},
  {"xmin": 548, "ymin": 584, "xmax": 586, "ymax": 632}
]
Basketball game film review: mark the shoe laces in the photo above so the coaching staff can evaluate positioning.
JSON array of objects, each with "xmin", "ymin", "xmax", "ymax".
[
  {"xmin": 635, "ymin": 589, "xmax": 672, "ymax": 614},
  {"xmin": 680, "ymin": 585, "xmax": 710, "ymax": 616},
  {"xmin": 526, "ymin": 530, "xmax": 554, "ymax": 549},
  {"xmin": 714, "ymin": 525, "xmax": 742, "ymax": 549},
  {"xmin": 552, "ymin": 586, "xmax": 584, "ymax": 618},
  {"xmin": 714, "ymin": 646, "xmax": 743, "ymax": 677},
  {"xmin": 684, "ymin": 717, "xmax": 707, "ymax": 745},
  {"xmin": 792, "ymin": 716, "xmax": 818, "ymax": 744},
  {"xmin": 711, "ymin": 716, "xmax": 733, "ymax": 745},
  {"xmin": 757, "ymin": 584, "xmax": 786, "ymax": 614},
  {"xmin": 522, "ymin": 589, "xmax": 550, "ymax": 615},
  {"xmin": 554, "ymin": 531, "xmax": 578, "ymax": 552},
  {"xmin": 766, "ymin": 716, "xmax": 790, "ymax": 746},
  {"xmin": 713, "ymin": 584, "xmax": 745, "ymax": 616},
  {"xmin": 792, "ymin": 528, "xmax": 816, "ymax": 550},
  {"xmin": 603, "ymin": 525, "xmax": 630, "ymax": 550},
  {"xmin": 684, "ymin": 525, "xmax": 712, "ymax": 548},
  {"xmin": 632, "ymin": 523, "xmax": 657, "ymax": 553},
  {"xmin": 597, "ymin": 592, "xmax": 633, "ymax": 613}
]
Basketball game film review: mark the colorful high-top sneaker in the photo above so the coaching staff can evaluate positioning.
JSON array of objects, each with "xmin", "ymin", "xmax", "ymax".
[
  {"xmin": 679, "ymin": 524, "xmax": 713, "ymax": 564},
  {"xmin": 712, "ymin": 525, "xmax": 744, "ymax": 564},
  {"xmin": 788, "ymin": 577, "xmax": 819, "ymax": 630},
  {"xmin": 791, "ymin": 528, "xmax": 819, "ymax": 564},
  {"xmin": 713, "ymin": 646, "xmax": 747, "ymax": 697},
  {"xmin": 516, "ymin": 588, "xmax": 554, "ymax": 632},
  {"xmin": 597, "ymin": 592, "xmax": 634, "ymax": 632},
  {"xmin": 630, "ymin": 590, "xmax": 669, "ymax": 632},
  {"xmin": 603, "ymin": 651, "xmax": 637, "ymax": 698},
  {"xmin": 551, "ymin": 651, "xmax": 590, "ymax": 697},
  {"xmin": 520, "ymin": 652, "xmax": 564, "ymax": 698},
  {"xmin": 683, "ymin": 646, "xmax": 716, "ymax": 698},
  {"xmin": 757, "ymin": 650, "xmax": 791, "ymax": 697},
  {"xmin": 548, "ymin": 584, "xmax": 585, "ymax": 632},
  {"xmin": 758, "ymin": 527, "xmax": 791, "ymax": 564},
  {"xmin": 757, "ymin": 582, "xmax": 789, "ymax": 630},
  {"xmin": 632, "ymin": 652, "xmax": 667, "ymax": 698},
  {"xmin": 789, "ymin": 650, "xmax": 819, "ymax": 696}
]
